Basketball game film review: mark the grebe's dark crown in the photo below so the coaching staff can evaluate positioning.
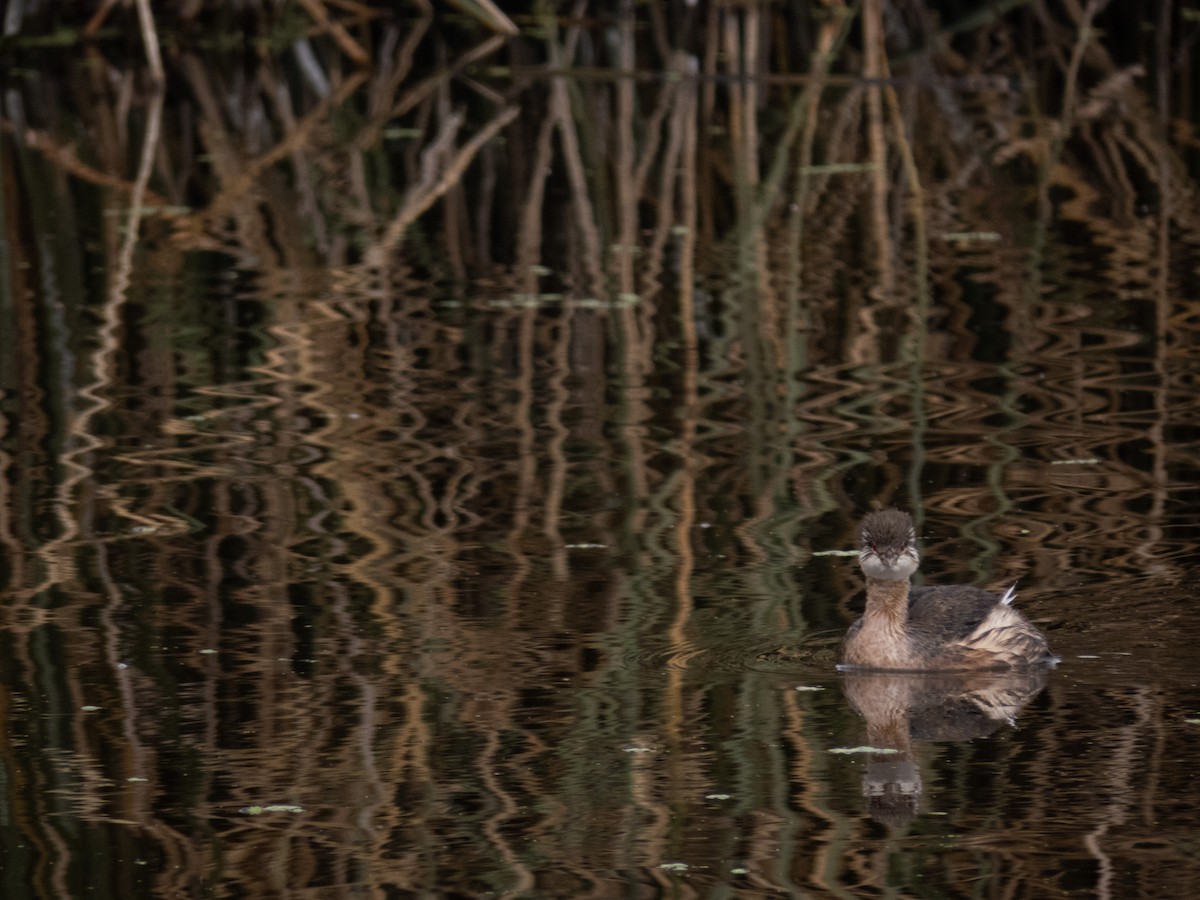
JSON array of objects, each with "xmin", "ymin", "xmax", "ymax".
[{"xmin": 859, "ymin": 509, "xmax": 916, "ymax": 551}]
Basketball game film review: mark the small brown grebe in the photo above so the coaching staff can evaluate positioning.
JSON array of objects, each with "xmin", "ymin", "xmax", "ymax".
[{"xmin": 838, "ymin": 510, "xmax": 1055, "ymax": 672}]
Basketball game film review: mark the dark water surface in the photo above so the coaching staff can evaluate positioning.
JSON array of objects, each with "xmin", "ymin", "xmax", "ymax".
[{"xmin": 4, "ymin": 2, "xmax": 1200, "ymax": 897}]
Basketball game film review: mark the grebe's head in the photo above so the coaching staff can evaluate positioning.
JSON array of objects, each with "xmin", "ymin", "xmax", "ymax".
[{"xmin": 858, "ymin": 510, "xmax": 919, "ymax": 581}]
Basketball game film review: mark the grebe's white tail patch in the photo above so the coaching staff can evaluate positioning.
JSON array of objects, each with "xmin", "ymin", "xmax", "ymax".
[{"xmin": 998, "ymin": 584, "xmax": 1018, "ymax": 606}]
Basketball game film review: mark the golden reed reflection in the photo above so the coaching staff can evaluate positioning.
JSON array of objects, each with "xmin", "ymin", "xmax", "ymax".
[{"xmin": 0, "ymin": 1, "xmax": 1199, "ymax": 897}]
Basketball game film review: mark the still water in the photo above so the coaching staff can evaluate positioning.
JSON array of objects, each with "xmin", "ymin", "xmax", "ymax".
[{"xmin": 4, "ymin": 2, "xmax": 1200, "ymax": 897}]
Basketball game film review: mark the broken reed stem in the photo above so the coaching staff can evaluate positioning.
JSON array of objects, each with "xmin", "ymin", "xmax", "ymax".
[
  {"xmin": 84, "ymin": 0, "xmax": 119, "ymax": 37},
  {"xmin": 372, "ymin": 105, "xmax": 520, "ymax": 258},
  {"xmin": 296, "ymin": 0, "xmax": 371, "ymax": 66},
  {"xmin": 134, "ymin": 0, "xmax": 164, "ymax": 84},
  {"xmin": 112, "ymin": 87, "xmax": 165, "ymax": 312},
  {"xmin": 445, "ymin": 0, "xmax": 519, "ymax": 36}
]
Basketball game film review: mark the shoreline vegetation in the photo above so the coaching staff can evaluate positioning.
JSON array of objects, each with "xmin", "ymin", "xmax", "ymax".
[{"xmin": 3, "ymin": 2, "xmax": 1193, "ymax": 284}]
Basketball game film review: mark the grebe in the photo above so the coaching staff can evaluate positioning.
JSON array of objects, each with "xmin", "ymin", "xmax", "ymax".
[{"xmin": 838, "ymin": 510, "xmax": 1055, "ymax": 671}]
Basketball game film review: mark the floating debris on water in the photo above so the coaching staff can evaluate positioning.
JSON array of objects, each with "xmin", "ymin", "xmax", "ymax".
[
  {"xmin": 799, "ymin": 162, "xmax": 879, "ymax": 175},
  {"xmin": 941, "ymin": 230, "xmax": 1002, "ymax": 242}
]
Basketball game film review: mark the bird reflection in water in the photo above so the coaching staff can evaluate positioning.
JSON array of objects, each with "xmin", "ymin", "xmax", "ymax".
[{"xmin": 839, "ymin": 668, "xmax": 1047, "ymax": 824}]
